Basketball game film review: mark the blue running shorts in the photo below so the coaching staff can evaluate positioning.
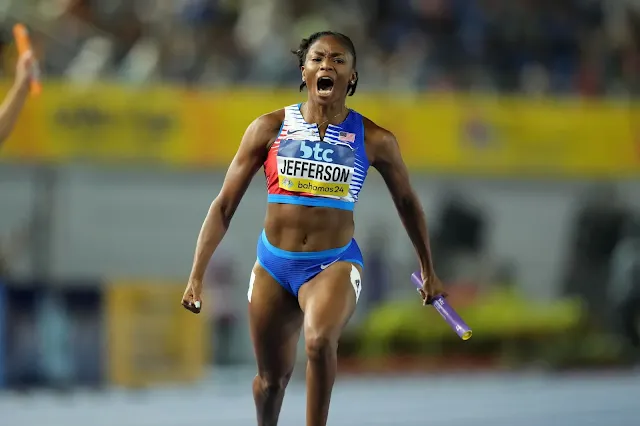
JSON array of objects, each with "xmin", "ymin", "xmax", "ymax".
[{"xmin": 255, "ymin": 230, "xmax": 364, "ymax": 298}]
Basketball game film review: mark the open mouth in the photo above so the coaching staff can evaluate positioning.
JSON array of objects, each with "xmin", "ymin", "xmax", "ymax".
[{"xmin": 317, "ymin": 76, "xmax": 334, "ymax": 95}]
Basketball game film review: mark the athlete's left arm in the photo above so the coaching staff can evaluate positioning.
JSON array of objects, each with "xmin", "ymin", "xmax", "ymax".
[{"xmin": 366, "ymin": 120, "xmax": 442, "ymax": 301}]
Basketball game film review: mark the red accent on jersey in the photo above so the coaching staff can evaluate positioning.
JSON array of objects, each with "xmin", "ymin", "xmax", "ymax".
[{"xmin": 263, "ymin": 124, "xmax": 314, "ymax": 198}]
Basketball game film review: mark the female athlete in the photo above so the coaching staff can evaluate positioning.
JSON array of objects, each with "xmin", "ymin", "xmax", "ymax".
[{"xmin": 182, "ymin": 31, "xmax": 444, "ymax": 426}]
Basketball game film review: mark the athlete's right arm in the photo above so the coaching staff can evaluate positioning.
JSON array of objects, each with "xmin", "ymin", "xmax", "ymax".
[
  {"xmin": 0, "ymin": 51, "xmax": 34, "ymax": 145},
  {"xmin": 187, "ymin": 111, "xmax": 283, "ymax": 286}
]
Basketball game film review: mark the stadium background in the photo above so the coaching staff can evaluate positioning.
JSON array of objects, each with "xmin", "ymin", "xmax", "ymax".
[{"xmin": 0, "ymin": 0, "xmax": 639, "ymax": 424}]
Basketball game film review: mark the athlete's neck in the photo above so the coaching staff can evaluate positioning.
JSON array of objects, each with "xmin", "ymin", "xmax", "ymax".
[{"xmin": 301, "ymin": 101, "xmax": 348, "ymax": 128}]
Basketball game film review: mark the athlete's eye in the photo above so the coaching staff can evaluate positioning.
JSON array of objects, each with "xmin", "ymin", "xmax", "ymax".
[
  {"xmin": 334, "ymin": 58, "xmax": 345, "ymax": 64},
  {"xmin": 311, "ymin": 57, "xmax": 322, "ymax": 62}
]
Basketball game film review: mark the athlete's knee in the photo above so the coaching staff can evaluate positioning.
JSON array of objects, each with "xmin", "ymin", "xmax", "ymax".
[
  {"xmin": 254, "ymin": 370, "xmax": 293, "ymax": 395},
  {"xmin": 304, "ymin": 333, "xmax": 337, "ymax": 362}
]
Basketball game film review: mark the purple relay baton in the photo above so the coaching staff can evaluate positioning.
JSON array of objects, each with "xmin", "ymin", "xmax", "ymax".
[{"xmin": 411, "ymin": 272, "xmax": 473, "ymax": 341}]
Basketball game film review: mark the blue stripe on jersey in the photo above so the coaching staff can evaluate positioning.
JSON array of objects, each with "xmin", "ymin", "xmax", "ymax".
[{"xmin": 267, "ymin": 194, "xmax": 354, "ymax": 211}]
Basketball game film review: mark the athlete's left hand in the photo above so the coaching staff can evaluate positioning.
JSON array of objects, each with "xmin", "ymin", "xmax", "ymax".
[
  {"xmin": 418, "ymin": 272, "xmax": 447, "ymax": 306},
  {"xmin": 181, "ymin": 279, "xmax": 203, "ymax": 314},
  {"xmin": 15, "ymin": 50, "xmax": 35, "ymax": 88}
]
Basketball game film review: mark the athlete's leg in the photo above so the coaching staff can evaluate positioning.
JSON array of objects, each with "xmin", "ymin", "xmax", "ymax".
[
  {"xmin": 297, "ymin": 262, "xmax": 361, "ymax": 426},
  {"xmin": 249, "ymin": 262, "xmax": 304, "ymax": 426}
]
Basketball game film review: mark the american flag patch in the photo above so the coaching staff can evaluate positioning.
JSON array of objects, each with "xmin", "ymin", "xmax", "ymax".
[{"xmin": 338, "ymin": 131, "xmax": 355, "ymax": 143}]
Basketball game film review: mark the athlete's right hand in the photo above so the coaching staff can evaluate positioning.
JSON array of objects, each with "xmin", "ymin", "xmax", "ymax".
[{"xmin": 181, "ymin": 279, "xmax": 203, "ymax": 314}]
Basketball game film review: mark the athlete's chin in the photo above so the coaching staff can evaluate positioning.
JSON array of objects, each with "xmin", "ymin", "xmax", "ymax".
[{"xmin": 310, "ymin": 91, "xmax": 342, "ymax": 105}]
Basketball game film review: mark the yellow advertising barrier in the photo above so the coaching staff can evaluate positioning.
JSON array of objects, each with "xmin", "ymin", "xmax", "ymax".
[
  {"xmin": 1, "ymin": 81, "xmax": 638, "ymax": 177},
  {"xmin": 106, "ymin": 281, "xmax": 208, "ymax": 388},
  {"xmin": 2, "ymin": 83, "xmax": 196, "ymax": 164},
  {"xmin": 427, "ymin": 96, "xmax": 639, "ymax": 177},
  {"xmin": 208, "ymin": 92, "xmax": 640, "ymax": 177}
]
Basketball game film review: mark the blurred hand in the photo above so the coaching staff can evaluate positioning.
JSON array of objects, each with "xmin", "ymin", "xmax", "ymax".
[
  {"xmin": 15, "ymin": 51, "xmax": 35, "ymax": 88},
  {"xmin": 418, "ymin": 272, "xmax": 447, "ymax": 306},
  {"xmin": 181, "ymin": 278, "xmax": 203, "ymax": 314}
]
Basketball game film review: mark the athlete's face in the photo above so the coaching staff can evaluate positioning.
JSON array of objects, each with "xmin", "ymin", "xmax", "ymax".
[{"xmin": 301, "ymin": 36, "xmax": 357, "ymax": 105}]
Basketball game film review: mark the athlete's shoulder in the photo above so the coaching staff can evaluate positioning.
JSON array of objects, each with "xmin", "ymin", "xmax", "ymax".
[
  {"xmin": 361, "ymin": 115, "xmax": 396, "ymax": 145},
  {"xmin": 359, "ymin": 115, "xmax": 400, "ymax": 168},
  {"xmin": 240, "ymin": 108, "xmax": 286, "ymax": 150},
  {"xmin": 250, "ymin": 108, "xmax": 286, "ymax": 134}
]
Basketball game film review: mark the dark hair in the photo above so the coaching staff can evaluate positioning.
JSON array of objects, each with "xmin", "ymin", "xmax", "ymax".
[{"xmin": 292, "ymin": 31, "xmax": 359, "ymax": 96}]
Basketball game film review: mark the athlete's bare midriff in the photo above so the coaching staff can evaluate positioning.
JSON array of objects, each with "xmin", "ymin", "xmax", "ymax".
[{"xmin": 263, "ymin": 203, "xmax": 355, "ymax": 252}]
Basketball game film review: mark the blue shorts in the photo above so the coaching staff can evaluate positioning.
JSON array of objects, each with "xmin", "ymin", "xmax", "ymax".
[{"xmin": 256, "ymin": 230, "xmax": 364, "ymax": 297}]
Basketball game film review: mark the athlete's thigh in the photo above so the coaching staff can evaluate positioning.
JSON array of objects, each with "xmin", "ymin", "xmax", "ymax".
[
  {"xmin": 297, "ymin": 262, "xmax": 362, "ymax": 337},
  {"xmin": 249, "ymin": 262, "xmax": 304, "ymax": 376}
]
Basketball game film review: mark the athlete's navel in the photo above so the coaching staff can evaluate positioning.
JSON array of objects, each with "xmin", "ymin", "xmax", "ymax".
[{"xmin": 302, "ymin": 235, "xmax": 308, "ymax": 245}]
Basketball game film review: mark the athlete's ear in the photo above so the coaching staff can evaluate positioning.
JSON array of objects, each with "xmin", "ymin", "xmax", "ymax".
[
  {"xmin": 350, "ymin": 70, "xmax": 357, "ymax": 85},
  {"xmin": 299, "ymin": 67, "xmax": 307, "ymax": 92}
]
